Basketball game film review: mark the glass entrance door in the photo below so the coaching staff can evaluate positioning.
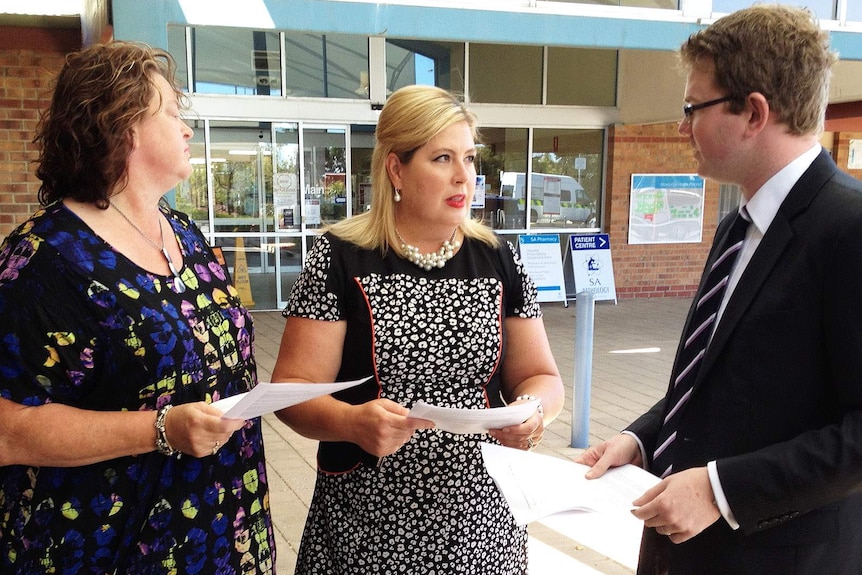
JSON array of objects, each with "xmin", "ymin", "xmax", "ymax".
[
  {"xmin": 301, "ymin": 125, "xmax": 349, "ymax": 229},
  {"xmin": 268, "ymin": 123, "xmax": 350, "ymax": 306},
  {"xmin": 181, "ymin": 121, "xmax": 369, "ymax": 310}
]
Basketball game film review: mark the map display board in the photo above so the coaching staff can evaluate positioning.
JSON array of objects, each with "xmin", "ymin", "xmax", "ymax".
[{"xmin": 628, "ymin": 174, "xmax": 705, "ymax": 244}]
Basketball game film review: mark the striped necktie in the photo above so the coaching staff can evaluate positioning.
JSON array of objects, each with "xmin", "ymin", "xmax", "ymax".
[{"xmin": 651, "ymin": 210, "xmax": 750, "ymax": 479}]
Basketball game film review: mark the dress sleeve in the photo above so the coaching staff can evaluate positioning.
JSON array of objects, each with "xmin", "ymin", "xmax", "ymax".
[
  {"xmin": 502, "ymin": 240, "xmax": 542, "ymax": 319},
  {"xmin": 282, "ymin": 234, "xmax": 344, "ymax": 321},
  {"xmin": 0, "ymin": 232, "xmax": 98, "ymax": 407}
]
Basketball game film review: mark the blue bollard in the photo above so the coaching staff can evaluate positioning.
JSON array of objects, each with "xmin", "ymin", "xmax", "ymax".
[{"xmin": 571, "ymin": 291, "xmax": 595, "ymax": 448}]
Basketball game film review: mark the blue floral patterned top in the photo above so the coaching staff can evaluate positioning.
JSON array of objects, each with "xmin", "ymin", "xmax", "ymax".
[{"xmin": 0, "ymin": 202, "xmax": 274, "ymax": 574}]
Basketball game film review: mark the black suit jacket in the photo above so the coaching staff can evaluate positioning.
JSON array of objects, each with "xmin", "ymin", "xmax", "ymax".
[{"xmin": 628, "ymin": 149, "xmax": 862, "ymax": 575}]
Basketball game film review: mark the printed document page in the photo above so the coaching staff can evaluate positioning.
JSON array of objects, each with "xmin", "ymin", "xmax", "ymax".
[
  {"xmin": 407, "ymin": 400, "xmax": 539, "ymax": 434},
  {"xmin": 481, "ymin": 443, "xmax": 660, "ymax": 525},
  {"xmin": 212, "ymin": 376, "xmax": 371, "ymax": 420}
]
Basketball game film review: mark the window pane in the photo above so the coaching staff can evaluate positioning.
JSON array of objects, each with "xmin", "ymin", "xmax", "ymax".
[
  {"xmin": 530, "ymin": 129, "xmax": 603, "ymax": 230},
  {"xmin": 272, "ymin": 125, "xmax": 303, "ymax": 307},
  {"xmin": 167, "ymin": 25, "xmax": 188, "ymax": 92},
  {"xmin": 285, "ymin": 33, "xmax": 369, "ymax": 99},
  {"xmin": 849, "ymin": 2, "xmax": 862, "ymax": 21},
  {"xmin": 546, "ymin": 0, "xmax": 678, "ymax": 7},
  {"xmin": 469, "ymin": 44, "xmax": 542, "ymax": 104},
  {"xmin": 274, "ymin": 123, "xmax": 301, "ymax": 231},
  {"xmin": 274, "ymin": 236, "xmax": 303, "ymax": 305},
  {"xmin": 718, "ymin": 184, "xmax": 741, "ymax": 223},
  {"xmin": 385, "ymin": 39, "xmax": 465, "ymax": 95},
  {"xmin": 713, "ymin": 0, "xmax": 835, "ymax": 19},
  {"xmin": 350, "ymin": 124, "xmax": 376, "ymax": 215},
  {"xmin": 211, "ymin": 235, "xmax": 281, "ymax": 310},
  {"xmin": 192, "ymin": 27, "xmax": 282, "ymax": 95},
  {"xmin": 473, "ymin": 128, "xmax": 529, "ymax": 230},
  {"xmin": 547, "ymin": 47, "xmax": 617, "ymax": 107},
  {"xmin": 303, "ymin": 128, "xmax": 348, "ymax": 228},
  {"xmin": 179, "ymin": 119, "xmax": 209, "ymax": 229},
  {"xmin": 208, "ymin": 121, "xmax": 273, "ymax": 233}
]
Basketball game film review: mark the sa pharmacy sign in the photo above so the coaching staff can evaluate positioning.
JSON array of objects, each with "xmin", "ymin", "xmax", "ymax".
[{"xmin": 569, "ymin": 234, "xmax": 617, "ymax": 303}]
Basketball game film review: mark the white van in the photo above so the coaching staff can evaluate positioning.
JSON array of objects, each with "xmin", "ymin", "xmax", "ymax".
[{"xmin": 499, "ymin": 171, "xmax": 594, "ymax": 224}]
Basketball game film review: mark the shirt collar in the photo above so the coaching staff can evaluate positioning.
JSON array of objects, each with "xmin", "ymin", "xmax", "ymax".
[{"xmin": 741, "ymin": 144, "xmax": 821, "ymax": 234}]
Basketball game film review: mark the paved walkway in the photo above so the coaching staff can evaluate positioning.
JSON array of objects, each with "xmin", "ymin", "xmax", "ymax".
[{"xmin": 250, "ymin": 297, "xmax": 691, "ymax": 574}]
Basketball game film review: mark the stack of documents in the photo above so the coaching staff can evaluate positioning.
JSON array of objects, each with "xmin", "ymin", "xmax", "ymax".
[{"xmin": 481, "ymin": 443, "xmax": 660, "ymax": 525}]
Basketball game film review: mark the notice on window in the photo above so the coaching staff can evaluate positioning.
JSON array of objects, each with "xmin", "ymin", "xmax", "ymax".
[{"xmin": 518, "ymin": 234, "xmax": 566, "ymax": 303}]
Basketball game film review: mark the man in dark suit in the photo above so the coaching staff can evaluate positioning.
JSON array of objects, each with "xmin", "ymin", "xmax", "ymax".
[{"xmin": 577, "ymin": 5, "xmax": 862, "ymax": 574}]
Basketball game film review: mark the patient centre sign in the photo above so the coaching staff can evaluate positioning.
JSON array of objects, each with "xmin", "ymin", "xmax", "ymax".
[{"xmin": 569, "ymin": 234, "xmax": 617, "ymax": 303}]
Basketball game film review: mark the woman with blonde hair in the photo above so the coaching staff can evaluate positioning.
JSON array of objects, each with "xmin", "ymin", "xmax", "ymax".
[{"xmin": 273, "ymin": 84, "xmax": 564, "ymax": 573}]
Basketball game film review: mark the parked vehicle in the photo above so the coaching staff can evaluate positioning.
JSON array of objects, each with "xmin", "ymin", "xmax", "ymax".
[{"xmin": 499, "ymin": 171, "xmax": 595, "ymax": 224}]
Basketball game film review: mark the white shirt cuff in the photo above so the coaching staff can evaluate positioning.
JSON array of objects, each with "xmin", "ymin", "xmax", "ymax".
[
  {"xmin": 621, "ymin": 430, "xmax": 648, "ymax": 470},
  {"xmin": 707, "ymin": 460, "xmax": 740, "ymax": 530}
]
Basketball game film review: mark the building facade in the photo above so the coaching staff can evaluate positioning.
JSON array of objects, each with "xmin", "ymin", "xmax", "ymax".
[{"xmin": 3, "ymin": 0, "xmax": 862, "ymax": 309}]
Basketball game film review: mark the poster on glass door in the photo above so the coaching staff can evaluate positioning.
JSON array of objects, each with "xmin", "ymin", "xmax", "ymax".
[{"xmin": 274, "ymin": 172, "xmax": 299, "ymax": 231}]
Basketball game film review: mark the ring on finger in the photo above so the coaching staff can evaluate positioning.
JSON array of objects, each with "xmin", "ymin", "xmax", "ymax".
[
  {"xmin": 527, "ymin": 437, "xmax": 535, "ymax": 450},
  {"xmin": 212, "ymin": 440, "xmax": 220, "ymax": 456}
]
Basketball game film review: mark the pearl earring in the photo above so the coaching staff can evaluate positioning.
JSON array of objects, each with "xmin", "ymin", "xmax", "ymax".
[{"xmin": 394, "ymin": 188, "xmax": 402, "ymax": 202}]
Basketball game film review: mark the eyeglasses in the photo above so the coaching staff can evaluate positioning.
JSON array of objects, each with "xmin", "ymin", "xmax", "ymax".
[{"xmin": 682, "ymin": 96, "xmax": 736, "ymax": 118}]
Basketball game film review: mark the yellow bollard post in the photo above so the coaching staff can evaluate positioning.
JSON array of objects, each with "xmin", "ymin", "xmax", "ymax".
[{"xmin": 233, "ymin": 237, "xmax": 255, "ymax": 308}]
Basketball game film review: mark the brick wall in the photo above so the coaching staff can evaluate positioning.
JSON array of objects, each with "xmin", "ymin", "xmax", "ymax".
[
  {"xmin": 0, "ymin": 27, "xmax": 79, "ymax": 238},
  {"xmin": 606, "ymin": 122, "xmax": 720, "ymax": 299}
]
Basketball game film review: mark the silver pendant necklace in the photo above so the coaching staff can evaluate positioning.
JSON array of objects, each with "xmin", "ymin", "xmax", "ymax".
[
  {"xmin": 395, "ymin": 228, "xmax": 460, "ymax": 270},
  {"xmin": 110, "ymin": 201, "xmax": 187, "ymax": 293}
]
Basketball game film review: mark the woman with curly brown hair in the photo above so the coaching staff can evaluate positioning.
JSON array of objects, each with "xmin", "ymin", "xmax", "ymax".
[{"xmin": 0, "ymin": 42, "xmax": 275, "ymax": 574}]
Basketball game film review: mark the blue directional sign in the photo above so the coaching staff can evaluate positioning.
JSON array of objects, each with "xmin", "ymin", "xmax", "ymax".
[{"xmin": 569, "ymin": 234, "xmax": 617, "ymax": 302}]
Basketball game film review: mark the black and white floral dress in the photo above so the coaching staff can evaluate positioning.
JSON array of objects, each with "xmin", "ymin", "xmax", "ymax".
[{"xmin": 283, "ymin": 232, "xmax": 541, "ymax": 575}]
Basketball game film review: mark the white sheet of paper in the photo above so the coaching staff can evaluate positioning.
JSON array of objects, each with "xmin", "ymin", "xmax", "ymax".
[
  {"xmin": 212, "ymin": 376, "xmax": 371, "ymax": 419},
  {"xmin": 481, "ymin": 443, "xmax": 661, "ymax": 525},
  {"xmin": 407, "ymin": 400, "xmax": 539, "ymax": 434}
]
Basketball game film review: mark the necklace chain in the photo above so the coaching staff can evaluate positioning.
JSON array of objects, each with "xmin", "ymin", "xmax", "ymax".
[
  {"xmin": 395, "ymin": 228, "xmax": 460, "ymax": 270},
  {"xmin": 110, "ymin": 201, "xmax": 162, "ymax": 250},
  {"xmin": 110, "ymin": 201, "xmax": 187, "ymax": 293}
]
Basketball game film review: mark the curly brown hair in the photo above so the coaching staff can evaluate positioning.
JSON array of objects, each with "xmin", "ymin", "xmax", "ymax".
[
  {"xmin": 34, "ymin": 41, "xmax": 186, "ymax": 208},
  {"xmin": 680, "ymin": 4, "xmax": 835, "ymax": 136}
]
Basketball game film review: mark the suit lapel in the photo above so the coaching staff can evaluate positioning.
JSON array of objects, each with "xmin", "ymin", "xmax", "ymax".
[{"xmin": 694, "ymin": 149, "xmax": 837, "ymax": 384}]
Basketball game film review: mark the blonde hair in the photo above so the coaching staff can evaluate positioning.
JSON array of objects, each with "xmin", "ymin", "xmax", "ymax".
[
  {"xmin": 328, "ymin": 85, "xmax": 498, "ymax": 253},
  {"xmin": 680, "ymin": 4, "xmax": 835, "ymax": 136}
]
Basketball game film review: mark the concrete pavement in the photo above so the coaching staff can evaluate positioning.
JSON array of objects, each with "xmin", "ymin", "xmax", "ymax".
[{"xmin": 250, "ymin": 297, "xmax": 691, "ymax": 574}]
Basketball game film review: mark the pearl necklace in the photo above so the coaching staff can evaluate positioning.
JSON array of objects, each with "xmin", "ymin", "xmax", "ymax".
[
  {"xmin": 110, "ymin": 201, "xmax": 187, "ymax": 293},
  {"xmin": 395, "ymin": 228, "xmax": 461, "ymax": 270}
]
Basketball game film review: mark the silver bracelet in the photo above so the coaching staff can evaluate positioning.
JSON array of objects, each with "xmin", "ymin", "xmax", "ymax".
[
  {"xmin": 515, "ymin": 394, "xmax": 544, "ymax": 418},
  {"xmin": 154, "ymin": 404, "xmax": 178, "ymax": 457}
]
